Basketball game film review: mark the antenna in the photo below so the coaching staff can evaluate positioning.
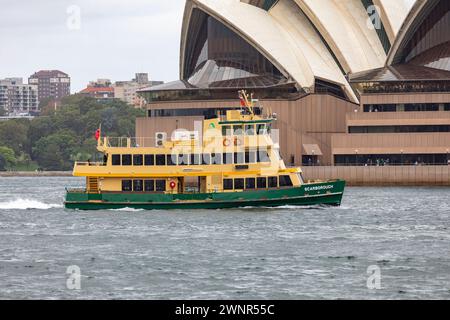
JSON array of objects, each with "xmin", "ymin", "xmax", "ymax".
[{"xmin": 238, "ymin": 90, "xmax": 254, "ymax": 116}]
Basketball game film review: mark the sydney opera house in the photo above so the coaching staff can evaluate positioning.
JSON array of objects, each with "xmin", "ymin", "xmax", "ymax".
[{"xmin": 137, "ymin": 0, "xmax": 450, "ymax": 171}]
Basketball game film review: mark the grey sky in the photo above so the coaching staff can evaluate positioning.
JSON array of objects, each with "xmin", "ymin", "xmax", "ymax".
[{"xmin": 0, "ymin": 0, "xmax": 186, "ymax": 92}]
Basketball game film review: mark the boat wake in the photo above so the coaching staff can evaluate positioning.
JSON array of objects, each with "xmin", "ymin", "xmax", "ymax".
[
  {"xmin": 0, "ymin": 199, "xmax": 63, "ymax": 210},
  {"xmin": 240, "ymin": 205, "xmax": 325, "ymax": 210},
  {"xmin": 109, "ymin": 207, "xmax": 145, "ymax": 212}
]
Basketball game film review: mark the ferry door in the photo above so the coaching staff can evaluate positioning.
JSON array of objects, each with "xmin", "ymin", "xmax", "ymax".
[
  {"xmin": 178, "ymin": 178, "xmax": 184, "ymax": 194},
  {"xmin": 199, "ymin": 177, "xmax": 207, "ymax": 193}
]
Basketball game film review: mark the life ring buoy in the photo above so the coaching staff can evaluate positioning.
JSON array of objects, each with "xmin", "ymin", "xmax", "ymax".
[
  {"xmin": 234, "ymin": 137, "xmax": 242, "ymax": 146},
  {"xmin": 223, "ymin": 138, "xmax": 231, "ymax": 147},
  {"xmin": 169, "ymin": 181, "xmax": 177, "ymax": 189}
]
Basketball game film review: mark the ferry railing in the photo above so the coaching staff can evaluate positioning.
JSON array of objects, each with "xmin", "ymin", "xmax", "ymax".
[
  {"xmin": 103, "ymin": 137, "xmax": 157, "ymax": 148},
  {"xmin": 100, "ymin": 135, "xmax": 277, "ymax": 149},
  {"xmin": 75, "ymin": 162, "xmax": 106, "ymax": 166},
  {"xmin": 65, "ymin": 187, "xmax": 86, "ymax": 193}
]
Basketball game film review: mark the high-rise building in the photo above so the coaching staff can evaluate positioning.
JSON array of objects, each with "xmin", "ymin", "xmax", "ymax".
[
  {"xmin": 134, "ymin": 73, "xmax": 149, "ymax": 85},
  {"xmin": 113, "ymin": 73, "xmax": 163, "ymax": 108},
  {"xmin": 0, "ymin": 78, "xmax": 39, "ymax": 115},
  {"xmin": 28, "ymin": 70, "xmax": 71, "ymax": 102}
]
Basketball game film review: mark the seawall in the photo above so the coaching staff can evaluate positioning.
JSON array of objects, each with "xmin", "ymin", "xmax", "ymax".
[
  {"xmin": 0, "ymin": 171, "xmax": 73, "ymax": 177},
  {"xmin": 302, "ymin": 166, "xmax": 450, "ymax": 186}
]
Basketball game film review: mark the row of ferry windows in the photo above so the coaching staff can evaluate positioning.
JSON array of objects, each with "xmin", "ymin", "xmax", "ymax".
[
  {"xmin": 221, "ymin": 123, "xmax": 271, "ymax": 136},
  {"xmin": 112, "ymin": 152, "xmax": 270, "ymax": 166},
  {"xmin": 122, "ymin": 179, "xmax": 166, "ymax": 192},
  {"xmin": 223, "ymin": 175, "xmax": 293, "ymax": 190},
  {"xmin": 121, "ymin": 176, "xmax": 293, "ymax": 193}
]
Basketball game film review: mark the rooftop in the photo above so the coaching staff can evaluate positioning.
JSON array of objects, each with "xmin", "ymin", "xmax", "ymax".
[
  {"xmin": 349, "ymin": 64, "xmax": 450, "ymax": 83},
  {"xmin": 80, "ymin": 86, "xmax": 114, "ymax": 94},
  {"xmin": 30, "ymin": 70, "xmax": 70, "ymax": 78}
]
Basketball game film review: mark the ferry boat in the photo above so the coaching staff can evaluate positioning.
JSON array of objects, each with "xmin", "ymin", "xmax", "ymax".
[{"xmin": 65, "ymin": 91, "xmax": 345, "ymax": 210}]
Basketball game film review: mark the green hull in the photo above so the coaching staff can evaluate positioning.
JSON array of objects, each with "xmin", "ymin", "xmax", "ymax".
[{"xmin": 65, "ymin": 180, "xmax": 345, "ymax": 210}]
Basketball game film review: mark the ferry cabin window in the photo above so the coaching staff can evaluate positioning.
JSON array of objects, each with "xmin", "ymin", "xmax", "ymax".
[
  {"xmin": 234, "ymin": 153, "xmax": 245, "ymax": 164},
  {"xmin": 223, "ymin": 179, "xmax": 234, "ymax": 190},
  {"xmin": 211, "ymin": 153, "xmax": 222, "ymax": 165},
  {"xmin": 122, "ymin": 154, "xmax": 132, "ymax": 166},
  {"xmin": 245, "ymin": 178, "xmax": 256, "ymax": 190},
  {"xmin": 202, "ymin": 154, "xmax": 211, "ymax": 165},
  {"xmin": 234, "ymin": 178, "xmax": 245, "ymax": 190},
  {"xmin": 223, "ymin": 153, "xmax": 233, "ymax": 164},
  {"xmin": 245, "ymin": 124, "xmax": 255, "ymax": 135},
  {"xmin": 258, "ymin": 150, "xmax": 270, "ymax": 162},
  {"xmin": 167, "ymin": 154, "xmax": 176, "ymax": 166},
  {"xmin": 145, "ymin": 180, "xmax": 155, "ymax": 192},
  {"xmin": 279, "ymin": 175, "xmax": 293, "ymax": 187},
  {"xmin": 245, "ymin": 151, "xmax": 257, "ymax": 163},
  {"xmin": 133, "ymin": 155, "xmax": 143, "ymax": 166},
  {"xmin": 257, "ymin": 177, "xmax": 267, "ymax": 189},
  {"xmin": 190, "ymin": 154, "xmax": 200, "ymax": 165},
  {"xmin": 112, "ymin": 154, "xmax": 121, "ymax": 166},
  {"xmin": 156, "ymin": 154, "xmax": 166, "ymax": 166},
  {"xmin": 222, "ymin": 125, "xmax": 231, "ymax": 136},
  {"xmin": 178, "ymin": 154, "xmax": 189, "ymax": 165},
  {"xmin": 268, "ymin": 177, "xmax": 278, "ymax": 188},
  {"xmin": 233, "ymin": 125, "xmax": 244, "ymax": 136},
  {"xmin": 155, "ymin": 180, "xmax": 166, "ymax": 192},
  {"xmin": 133, "ymin": 180, "xmax": 143, "ymax": 192},
  {"xmin": 122, "ymin": 180, "xmax": 132, "ymax": 192},
  {"xmin": 145, "ymin": 154, "xmax": 155, "ymax": 166},
  {"xmin": 257, "ymin": 124, "xmax": 267, "ymax": 135}
]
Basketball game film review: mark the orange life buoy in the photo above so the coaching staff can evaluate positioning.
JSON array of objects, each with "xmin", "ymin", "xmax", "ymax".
[
  {"xmin": 169, "ymin": 181, "xmax": 177, "ymax": 189},
  {"xmin": 234, "ymin": 137, "xmax": 242, "ymax": 146},
  {"xmin": 223, "ymin": 138, "xmax": 231, "ymax": 147}
]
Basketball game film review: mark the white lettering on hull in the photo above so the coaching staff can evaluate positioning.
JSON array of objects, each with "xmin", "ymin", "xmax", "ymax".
[{"xmin": 304, "ymin": 185, "xmax": 334, "ymax": 192}]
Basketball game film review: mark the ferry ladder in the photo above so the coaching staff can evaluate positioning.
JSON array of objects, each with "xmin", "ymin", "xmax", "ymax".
[{"xmin": 87, "ymin": 177, "xmax": 100, "ymax": 193}]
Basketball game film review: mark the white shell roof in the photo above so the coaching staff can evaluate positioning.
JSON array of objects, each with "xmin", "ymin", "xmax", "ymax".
[
  {"xmin": 375, "ymin": 0, "xmax": 416, "ymax": 41},
  {"xmin": 181, "ymin": 0, "xmax": 414, "ymax": 103}
]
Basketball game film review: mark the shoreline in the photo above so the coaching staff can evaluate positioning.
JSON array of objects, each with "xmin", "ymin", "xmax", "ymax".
[{"xmin": 0, "ymin": 171, "xmax": 73, "ymax": 177}]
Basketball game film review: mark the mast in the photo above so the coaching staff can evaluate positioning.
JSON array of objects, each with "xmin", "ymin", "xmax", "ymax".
[{"xmin": 238, "ymin": 90, "xmax": 254, "ymax": 116}]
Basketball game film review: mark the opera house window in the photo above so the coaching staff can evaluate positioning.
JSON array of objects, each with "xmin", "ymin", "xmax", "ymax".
[{"xmin": 183, "ymin": 11, "xmax": 288, "ymax": 90}]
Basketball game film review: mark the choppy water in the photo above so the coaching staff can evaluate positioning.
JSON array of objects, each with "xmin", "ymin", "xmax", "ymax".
[{"xmin": 0, "ymin": 177, "xmax": 449, "ymax": 300}]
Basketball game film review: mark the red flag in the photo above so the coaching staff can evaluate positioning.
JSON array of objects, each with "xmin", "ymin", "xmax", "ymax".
[
  {"xmin": 95, "ymin": 129, "xmax": 100, "ymax": 141},
  {"xmin": 239, "ymin": 95, "xmax": 246, "ymax": 107}
]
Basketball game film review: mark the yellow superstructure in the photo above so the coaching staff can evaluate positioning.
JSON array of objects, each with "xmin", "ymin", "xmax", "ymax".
[{"xmin": 73, "ymin": 91, "xmax": 304, "ymax": 195}]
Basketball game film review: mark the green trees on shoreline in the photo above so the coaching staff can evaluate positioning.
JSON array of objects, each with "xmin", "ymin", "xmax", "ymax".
[{"xmin": 0, "ymin": 95, "xmax": 145, "ymax": 171}]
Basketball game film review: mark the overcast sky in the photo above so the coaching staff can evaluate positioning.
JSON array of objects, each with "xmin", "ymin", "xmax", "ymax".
[{"xmin": 0, "ymin": 0, "xmax": 186, "ymax": 92}]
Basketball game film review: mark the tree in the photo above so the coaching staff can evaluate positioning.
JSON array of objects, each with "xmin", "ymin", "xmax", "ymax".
[
  {"xmin": 0, "ymin": 120, "xmax": 28, "ymax": 155},
  {"xmin": 38, "ymin": 97, "xmax": 54, "ymax": 115},
  {"xmin": 0, "ymin": 94, "xmax": 145, "ymax": 171},
  {"xmin": 0, "ymin": 108, "xmax": 7, "ymax": 117},
  {"xmin": 32, "ymin": 130, "xmax": 78, "ymax": 170},
  {"xmin": 0, "ymin": 154, "xmax": 5, "ymax": 171},
  {"xmin": 0, "ymin": 146, "xmax": 17, "ymax": 169},
  {"xmin": 26, "ymin": 116, "xmax": 54, "ymax": 154}
]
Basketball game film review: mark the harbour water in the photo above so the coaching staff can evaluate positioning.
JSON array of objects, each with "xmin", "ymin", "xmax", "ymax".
[{"xmin": 0, "ymin": 177, "xmax": 449, "ymax": 299}]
